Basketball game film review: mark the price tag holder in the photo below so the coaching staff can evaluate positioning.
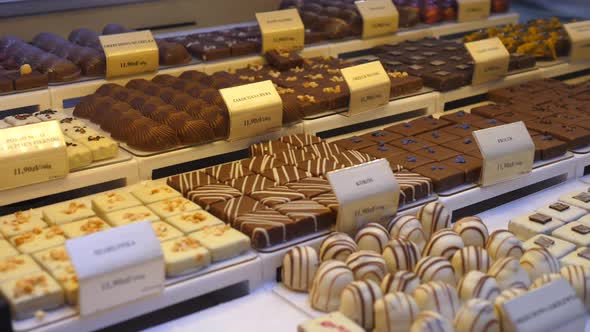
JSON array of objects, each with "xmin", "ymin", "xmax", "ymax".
[
  {"xmin": 219, "ymin": 80, "xmax": 283, "ymax": 141},
  {"xmin": 0, "ymin": 121, "xmax": 68, "ymax": 191},
  {"xmin": 564, "ymin": 21, "xmax": 590, "ymax": 62},
  {"xmin": 256, "ymin": 9, "xmax": 304, "ymax": 53},
  {"xmin": 473, "ymin": 121, "xmax": 534, "ymax": 187},
  {"xmin": 465, "ymin": 37, "xmax": 510, "ymax": 85},
  {"xmin": 355, "ymin": 0, "xmax": 399, "ymax": 39},
  {"xmin": 457, "ymin": 0, "xmax": 491, "ymax": 22},
  {"xmin": 341, "ymin": 61, "xmax": 391, "ymax": 116},
  {"xmin": 66, "ymin": 222, "xmax": 164, "ymax": 316},
  {"xmin": 498, "ymin": 279, "xmax": 586, "ymax": 332},
  {"xmin": 99, "ymin": 30, "xmax": 159, "ymax": 79},
  {"xmin": 326, "ymin": 159, "xmax": 399, "ymax": 235}
]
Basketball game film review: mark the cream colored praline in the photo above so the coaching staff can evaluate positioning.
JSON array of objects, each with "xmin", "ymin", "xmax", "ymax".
[
  {"xmin": 387, "ymin": 215, "xmax": 427, "ymax": 252},
  {"xmin": 422, "ymin": 229, "xmax": 464, "ymax": 260},
  {"xmin": 457, "ymin": 270, "xmax": 501, "ymax": 302},
  {"xmin": 560, "ymin": 265, "xmax": 590, "ymax": 310},
  {"xmin": 454, "ymin": 299, "xmax": 500, "ymax": 332},
  {"xmin": 282, "ymin": 246, "xmax": 319, "ymax": 292},
  {"xmin": 382, "ymin": 238, "xmax": 421, "ymax": 274},
  {"xmin": 318, "ymin": 232, "xmax": 358, "ymax": 262},
  {"xmin": 530, "ymin": 273, "xmax": 564, "ymax": 290},
  {"xmin": 488, "ymin": 256, "xmax": 531, "ymax": 290},
  {"xmin": 374, "ymin": 292, "xmax": 419, "ymax": 332},
  {"xmin": 345, "ymin": 250, "xmax": 387, "ymax": 282},
  {"xmin": 339, "ymin": 279, "xmax": 382, "ymax": 330},
  {"xmin": 354, "ymin": 223, "xmax": 390, "ymax": 253},
  {"xmin": 451, "ymin": 246, "xmax": 491, "ymax": 278},
  {"xmin": 417, "ymin": 202, "xmax": 451, "ymax": 239},
  {"xmin": 494, "ymin": 288, "xmax": 527, "ymax": 332},
  {"xmin": 453, "ymin": 216, "xmax": 489, "ymax": 247},
  {"xmin": 381, "ymin": 271, "xmax": 420, "ymax": 295},
  {"xmin": 413, "ymin": 281, "xmax": 461, "ymax": 321},
  {"xmin": 519, "ymin": 247, "xmax": 560, "ymax": 281},
  {"xmin": 414, "ymin": 256, "xmax": 456, "ymax": 286},
  {"xmin": 309, "ymin": 260, "xmax": 354, "ymax": 312},
  {"xmin": 410, "ymin": 311, "xmax": 454, "ymax": 332},
  {"xmin": 486, "ymin": 230, "xmax": 524, "ymax": 261}
]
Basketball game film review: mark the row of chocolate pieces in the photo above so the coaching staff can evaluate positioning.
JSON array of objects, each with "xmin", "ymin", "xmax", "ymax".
[
  {"xmin": 0, "ymin": 63, "xmax": 48, "ymax": 93},
  {"xmin": 0, "ymin": 183, "xmax": 251, "ymax": 320},
  {"xmin": 508, "ymin": 189, "xmax": 590, "ymax": 264},
  {"xmin": 0, "ymin": 109, "xmax": 118, "ymax": 169},
  {"xmin": 165, "ymin": 134, "xmax": 433, "ymax": 249},
  {"xmin": 465, "ymin": 17, "xmax": 571, "ymax": 61},
  {"xmin": 473, "ymin": 78, "xmax": 590, "ymax": 150},
  {"xmin": 371, "ymin": 36, "xmax": 536, "ymax": 92},
  {"xmin": 283, "ymin": 202, "xmax": 590, "ymax": 332}
]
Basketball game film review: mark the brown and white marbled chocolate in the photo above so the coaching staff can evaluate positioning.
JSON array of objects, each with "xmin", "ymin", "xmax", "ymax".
[
  {"xmin": 383, "ymin": 239, "xmax": 421, "ymax": 274},
  {"xmin": 339, "ymin": 280, "xmax": 383, "ymax": 330},
  {"xmin": 282, "ymin": 246, "xmax": 319, "ymax": 292},
  {"xmin": 240, "ymin": 155, "xmax": 284, "ymax": 173},
  {"xmin": 250, "ymin": 185, "xmax": 306, "ymax": 207},
  {"xmin": 345, "ymin": 251, "xmax": 387, "ymax": 282},
  {"xmin": 485, "ymin": 230, "xmax": 524, "ymax": 261},
  {"xmin": 423, "ymin": 229, "xmax": 464, "ymax": 260},
  {"xmin": 453, "ymin": 299, "xmax": 500, "ymax": 332},
  {"xmin": 457, "ymin": 270, "xmax": 501, "ymax": 302},
  {"xmin": 519, "ymin": 247, "xmax": 560, "ymax": 281},
  {"xmin": 374, "ymin": 292, "xmax": 419, "ymax": 332},
  {"xmin": 414, "ymin": 281, "xmax": 461, "ymax": 321},
  {"xmin": 309, "ymin": 260, "xmax": 354, "ymax": 312},
  {"xmin": 354, "ymin": 223, "xmax": 390, "ymax": 253},
  {"xmin": 451, "ymin": 246, "xmax": 491, "ymax": 278},
  {"xmin": 319, "ymin": 232, "xmax": 358, "ymax": 262},
  {"xmin": 560, "ymin": 265, "xmax": 590, "ymax": 310},
  {"xmin": 186, "ymin": 184, "xmax": 242, "ymax": 210},
  {"xmin": 204, "ymin": 162, "xmax": 252, "ymax": 182},
  {"xmin": 410, "ymin": 311, "xmax": 454, "ymax": 332},
  {"xmin": 249, "ymin": 140, "xmax": 292, "ymax": 156},
  {"xmin": 280, "ymin": 133, "xmax": 321, "ymax": 148},
  {"xmin": 417, "ymin": 201, "xmax": 451, "ymax": 239},
  {"xmin": 452, "ymin": 216, "xmax": 489, "ymax": 248},
  {"xmin": 488, "ymin": 256, "xmax": 531, "ymax": 290},
  {"xmin": 166, "ymin": 171, "xmax": 218, "ymax": 195},
  {"xmin": 387, "ymin": 215, "xmax": 427, "ymax": 252},
  {"xmin": 263, "ymin": 165, "xmax": 311, "ymax": 185},
  {"xmin": 285, "ymin": 177, "xmax": 331, "ymax": 198},
  {"xmin": 226, "ymin": 174, "xmax": 276, "ymax": 194},
  {"xmin": 381, "ymin": 271, "xmax": 420, "ymax": 295},
  {"xmin": 414, "ymin": 256, "xmax": 457, "ymax": 286}
]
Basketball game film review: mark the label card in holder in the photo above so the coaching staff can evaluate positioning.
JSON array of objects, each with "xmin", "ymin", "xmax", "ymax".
[
  {"xmin": 66, "ymin": 221, "xmax": 164, "ymax": 316},
  {"xmin": 466, "ymin": 37, "xmax": 510, "ymax": 85},
  {"xmin": 326, "ymin": 159, "xmax": 400, "ymax": 235},
  {"xmin": 0, "ymin": 121, "xmax": 68, "ymax": 191},
  {"xmin": 473, "ymin": 121, "xmax": 534, "ymax": 187},
  {"xmin": 499, "ymin": 279, "xmax": 586, "ymax": 332},
  {"xmin": 457, "ymin": 0, "xmax": 491, "ymax": 22},
  {"xmin": 219, "ymin": 80, "xmax": 283, "ymax": 141},
  {"xmin": 99, "ymin": 30, "xmax": 159, "ymax": 79},
  {"xmin": 256, "ymin": 9, "xmax": 304, "ymax": 53},
  {"xmin": 355, "ymin": 0, "xmax": 399, "ymax": 39},
  {"xmin": 564, "ymin": 21, "xmax": 590, "ymax": 62},
  {"xmin": 341, "ymin": 61, "xmax": 391, "ymax": 116}
]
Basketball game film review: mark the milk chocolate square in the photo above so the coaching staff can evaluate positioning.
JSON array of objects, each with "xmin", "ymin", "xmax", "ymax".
[
  {"xmin": 572, "ymin": 224, "xmax": 590, "ymax": 235},
  {"xmin": 529, "ymin": 213, "xmax": 552, "ymax": 224},
  {"xmin": 578, "ymin": 248, "xmax": 590, "ymax": 260},
  {"xmin": 573, "ymin": 192, "xmax": 590, "ymax": 203},
  {"xmin": 534, "ymin": 236, "xmax": 555, "ymax": 248},
  {"xmin": 550, "ymin": 202, "xmax": 570, "ymax": 212}
]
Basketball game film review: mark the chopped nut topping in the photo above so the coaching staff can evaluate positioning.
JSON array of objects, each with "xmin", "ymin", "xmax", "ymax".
[
  {"xmin": 290, "ymin": 66, "xmax": 304, "ymax": 73},
  {"xmin": 171, "ymin": 238, "xmax": 202, "ymax": 252},
  {"xmin": 330, "ymin": 76, "xmax": 344, "ymax": 82},
  {"xmin": 202, "ymin": 224, "xmax": 231, "ymax": 237},
  {"xmin": 277, "ymin": 87, "xmax": 295, "ymax": 95},
  {"xmin": 47, "ymin": 248, "xmax": 69, "ymax": 262},
  {"xmin": 154, "ymin": 224, "xmax": 168, "ymax": 238},
  {"xmin": 123, "ymin": 212, "xmax": 151, "ymax": 222},
  {"xmin": 80, "ymin": 219, "xmax": 106, "ymax": 234},
  {"xmin": 302, "ymin": 81, "xmax": 319, "ymax": 88},
  {"xmin": 297, "ymin": 95, "xmax": 318, "ymax": 103},
  {"xmin": 305, "ymin": 73, "xmax": 324, "ymax": 80},
  {"xmin": 0, "ymin": 257, "xmax": 25, "ymax": 272},
  {"xmin": 105, "ymin": 192, "xmax": 125, "ymax": 205},
  {"xmin": 323, "ymin": 85, "xmax": 342, "ymax": 94},
  {"xmin": 181, "ymin": 212, "xmax": 208, "ymax": 224},
  {"xmin": 162, "ymin": 198, "xmax": 191, "ymax": 213},
  {"xmin": 150, "ymin": 187, "xmax": 174, "ymax": 195},
  {"xmin": 285, "ymin": 76, "xmax": 298, "ymax": 81},
  {"xmin": 388, "ymin": 71, "xmax": 409, "ymax": 78},
  {"xmin": 327, "ymin": 69, "xmax": 340, "ymax": 74},
  {"xmin": 268, "ymin": 70, "xmax": 281, "ymax": 78},
  {"xmin": 61, "ymin": 202, "xmax": 87, "ymax": 215},
  {"xmin": 13, "ymin": 275, "xmax": 48, "ymax": 299}
]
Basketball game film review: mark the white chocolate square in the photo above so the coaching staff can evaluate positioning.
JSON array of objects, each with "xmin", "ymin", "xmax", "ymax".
[
  {"xmin": 33, "ymin": 110, "xmax": 69, "ymax": 122},
  {"xmin": 551, "ymin": 221, "xmax": 590, "ymax": 247},
  {"xmin": 561, "ymin": 247, "xmax": 590, "ymax": 268},
  {"xmin": 523, "ymin": 234, "xmax": 576, "ymax": 259},
  {"xmin": 65, "ymin": 138, "xmax": 92, "ymax": 170},
  {"xmin": 0, "ymin": 271, "xmax": 65, "ymax": 320},
  {"xmin": 147, "ymin": 197, "xmax": 201, "ymax": 219},
  {"xmin": 536, "ymin": 203, "xmax": 587, "ymax": 222},
  {"xmin": 559, "ymin": 192, "xmax": 590, "ymax": 211},
  {"xmin": 42, "ymin": 200, "xmax": 95, "ymax": 225},
  {"xmin": 91, "ymin": 191, "xmax": 142, "ymax": 215},
  {"xmin": 61, "ymin": 217, "xmax": 110, "ymax": 238},
  {"xmin": 0, "ymin": 240, "xmax": 18, "ymax": 259},
  {"xmin": 166, "ymin": 210, "xmax": 224, "ymax": 234},
  {"xmin": 0, "ymin": 255, "xmax": 41, "ymax": 283},
  {"xmin": 4, "ymin": 114, "xmax": 41, "ymax": 127},
  {"xmin": 299, "ymin": 312, "xmax": 364, "ymax": 332},
  {"xmin": 152, "ymin": 221, "xmax": 183, "ymax": 242},
  {"xmin": 75, "ymin": 135, "xmax": 118, "ymax": 161},
  {"xmin": 32, "ymin": 246, "xmax": 72, "ymax": 273},
  {"xmin": 9, "ymin": 226, "xmax": 66, "ymax": 254},
  {"xmin": 58, "ymin": 119, "xmax": 86, "ymax": 133},
  {"xmin": 161, "ymin": 237, "xmax": 211, "ymax": 277},
  {"xmin": 51, "ymin": 268, "xmax": 78, "ymax": 305},
  {"xmin": 0, "ymin": 211, "xmax": 47, "ymax": 237},
  {"xmin": 189, "ymin": 225, "xmax": 250, "ymax": 262},
  {"xmin": 104, "ymin": 206, "xmax": 160, "ymax": 227},
  {"xmin": 131, "ymin": 184, "xmax": 181, "ymax": 204},
  {"xmin": 508, "ymin": 213, "xmax": 565, "ymax": 241},
  {"xmin": 62, "ymin": 125, "xmax": 99, "ymax": 141}
]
